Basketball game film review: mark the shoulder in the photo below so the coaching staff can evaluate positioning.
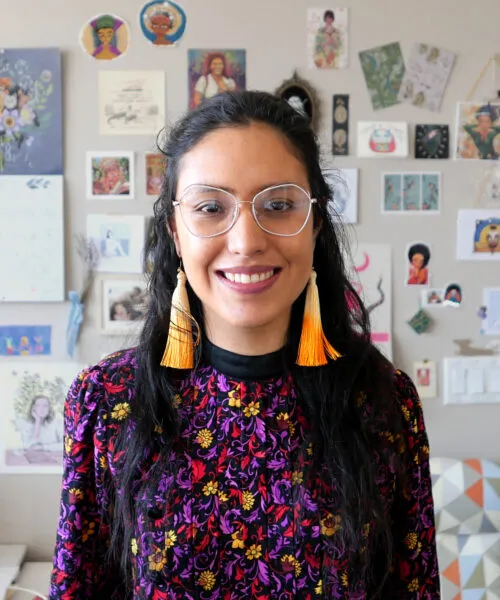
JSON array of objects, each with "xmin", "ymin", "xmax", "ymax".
[
  {"xmin": 195, "ymin": 74, "xmax": 208, "ymax": 90},
  {"xmin": 66, "ymin": 348, "xmax": 138, "ymax": 427}
]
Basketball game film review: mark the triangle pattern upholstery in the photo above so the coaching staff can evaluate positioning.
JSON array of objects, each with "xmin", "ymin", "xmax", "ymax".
[{"xmin": 431, "ymin": 458, "xmax": 500, "ymax": 600}]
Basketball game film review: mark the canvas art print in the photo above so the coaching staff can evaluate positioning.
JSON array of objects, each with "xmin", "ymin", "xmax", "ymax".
[
  {"xmin": 0, "ymin": 48, "xmax": 62, "ymax": 175},
  {"xmin": 79, "ymin": 14, "xmax": 130, "ymax": 61},
  {"xmin": 359, "ymin": 42, "xmax": 405, "ymax": 110},
  {"xmin": 383, "ymin": 172, "xmax": 440, "ymax": 213},
  {"xmin": 455, "ymin": 102, "xmax": 500, "ymax": 160},
  {"xmin": 307, "ymin": 8, "xmax": 348, "ymax": 69},
  {"xmin": 188, "ymin": 49, "xmax": 245, "ymax": 110},
  {"xmin": 0, "ymin": 362, "xmax": 83, "ymax": 474},
  {"xmin": 87, "ymin": 151, "xmax": 134, "ymax": 199},
  {"xmin": 323, "ymin": 168, "xmax": 358, "ymax": 223},
  {"xmin": 139, "ymin": 0, "xmax": 187, "ymax": 47},
  {"xmin": 102, "ymin": 278, "xmax": 148, "ymax": 334},
  {"xmin": 357, "ymin": 122, "xmax": 409, "ymax": 158},
  {"xmin": 398, "ymin": 43, "xmax": 456, "ymax": 112},
  {"xmin": 0, "ymin": 325, "xmax": 51, "ymax": 356}
]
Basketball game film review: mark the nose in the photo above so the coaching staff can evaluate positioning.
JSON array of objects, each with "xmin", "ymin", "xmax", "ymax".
[{"xmin": 226, "ymin": 203, "xmax": 268, "ymax": 256}]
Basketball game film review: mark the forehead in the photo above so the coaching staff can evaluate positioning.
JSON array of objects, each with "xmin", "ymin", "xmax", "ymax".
[{"xmin": 177, "ymin": 123, "xmax": 308, "ymax": 193}]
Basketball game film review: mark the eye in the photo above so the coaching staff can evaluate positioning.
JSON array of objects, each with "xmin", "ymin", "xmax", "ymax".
[
  {"xmin": 262, "ymin": 198, "xmax": 294, "ymax": 212},
  {"xmin": 192, "ymin": 200, "xmax": 228, "ymax": 215}
]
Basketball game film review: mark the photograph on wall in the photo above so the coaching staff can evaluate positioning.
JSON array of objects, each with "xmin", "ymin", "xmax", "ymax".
[
  {"xmin": 101, "ymin": 278, "xmax": 149, "ymax": 334},
  {"xmin": 357, "ymin": 122, "xmax": 409, "ymax": 158},
  {"xmin": 414, "ymin": 360, "xmax": 437, "ymax": 399},
  {"xmin": 323, "ymin": 167, "xmax": 358, "ymax": 223},
  {"xmin": 358, "ymin": 42, "xmax": 405, "ymax": 110},
  {"xmin": 398, "ymin": 43, "xmax": 456, "ymax": 111},
  {"xmin": 382, "ymin": 172, "xmax": 440, "ymax": 213},
  {"xmin": 415, "ymin": 125, "xmax": 450, "ymax": 159},
  {"xmin": 0, "ymin": 325, "xmax": 51, "ymax": 356},
  {"xmin": 482, "ymin": 287, "xmax": 500, "ymax": 335},
  {"xmin": 443, "ymin": 283, "xmax": 462, "ymax": 307},
  {"xmin": 99, "ymin": 70, "xmax": 165, "ymax": 135},
  {"xmin": 406, "ymin": 242, "xmax": 431, "ymax": 286},
  {"xmin": 346, "ymin": 244, "xmax": 392, "ymax": 360},
  {"xmin": 456, "ymin": 209, "xmax": 500, "ymax": 261},
  {"xmin": 146, "ymin": 152, "xmax": 166, "ymax": 195},
  {"xmin": 0, "ymin": 48, "xmax": 62, "ymax": 175},
  {"xmin": 307, "ymin": 8, "xmax": 348, "ymax": 69},
  {"xmin": 188, "ymin": 49, "xmax": 246, "ymax": 110},
  {"xmin": 139, "ymin": 0, "xmax": 187, "ymax": 47},
  {"xmin": 455, "ymin": 102, "xmax": 500, "ymax": 160},
  {"xmin": 87, "ymin": 214, "xmax": 145, "ymax": 273},
  {"xmin": 79, "ymin": 14, "xmax": 130, "ymax": 61},
  {"xmin": 421, "ymin": 288, "xmax": 445, "ymax": 307},
  {"xmin": 86, "ymin": 151, "xmax": 134, "ymax": 199},
  {"xmin": 475, "ymin": 164, "xmax": 500, "ymax": 207},
  {"xmin": 0, "ymin": 176, "xmax": 64, "ymax": 303},
  {"xmin": 0, "ymin": 362, "xmax": 83, "ymax": 474}
]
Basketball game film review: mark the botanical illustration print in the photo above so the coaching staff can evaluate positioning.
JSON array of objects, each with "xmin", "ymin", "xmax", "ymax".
[
  {"xmin": 307, "ymin": 8, "xmax": 348, "ymax": 69},
  {"xmin": 0, "ymin": 48, "xmax": 62, "ymax": 174},
  {"xmin": 359, "ymin": 43, "xmax": 405, "ymax": 110},
  {"xmin": 398, "ymin": 44, "xmax": 456, "ymax": 112},
  {"xmin": 383, "ymin": 173, "xmax": 440, "ymax": 213},
  {"xmin": 455, "ymin": 102, "xmax": 500, "ymax": 160},
  {"xmin": 49, "ymin": 350, "xmax": 439, "ymax": 598}
]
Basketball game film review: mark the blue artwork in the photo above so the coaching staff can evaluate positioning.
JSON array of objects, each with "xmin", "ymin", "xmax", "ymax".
[
  {"xmin": 140, "ymin": 1, "xmax": 187, "ymax": 47},
  {"xmin": 0, "ymin": 48, "xmax": 62, "ymax": 175},
  {"xmin": 0, "ymin": 325, "xmax": 52, "ymax": 356}
]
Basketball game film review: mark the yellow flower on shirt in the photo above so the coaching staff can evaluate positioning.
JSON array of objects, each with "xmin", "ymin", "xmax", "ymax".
[
  {"xmin": 242, "ymin": 490, "xmax": 255, "ymax": 510},
  {"xmin": 231, "ymin": 530, "xmax": 245, "ymax": 549},
  {"xmin": 130, "ymin": 538, "xmax": 138, "ymax": 556},
  {"xmin": 291, "ymin": 470, "xmax": 303, "ymax": 485},
  {"xmin": 228, "ymin": 389, "xmax": 241, "ymax": 408},
  {"xmin": 245, "ymin": 544, "xmax": 262, "ymax": 560},
  {"xmin": 320, "ymin": 513, "xmax": 341, "ymax": 536},
  {"xmin": 196, "ymin": 428, "xmax": 213, "ymax": 448},
  {"xmin": 203, "ymin": 481, "xmax": 218, "ymax": 496},
  {"xmin": 243, "ymin": 401, "xmax": 260, "ymax": 417},
  {"xmin": 408, "ymin": 578, "xmax": 419, "ymax": 592},
  {"xmin": 165, "ymin": 530, "xmax": 177, "ymax": 548},
  {"xmin": 111, "ymin": 402, "xmax": 131, "ymax": 421},
  {"xmin": 148, "ymin": 548, "xmax": 166, "ymax": 571},
  {"xmin": 198, "ymin": 570, "xmax": 216, "ymax": 591},
  {"xmin": 315, "ymin": 579, "xmax": 323, "ymax": 594}
]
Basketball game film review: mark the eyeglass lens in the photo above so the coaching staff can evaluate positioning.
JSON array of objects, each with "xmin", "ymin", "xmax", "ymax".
[{"xmin": 178, "ymin": 185, "xmax": 312, "ymax": 237}]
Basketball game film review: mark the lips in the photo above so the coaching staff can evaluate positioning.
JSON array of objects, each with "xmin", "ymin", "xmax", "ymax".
[{"xmin": 215, "ymin": 267, "xmax": 281, "ymax": 293}]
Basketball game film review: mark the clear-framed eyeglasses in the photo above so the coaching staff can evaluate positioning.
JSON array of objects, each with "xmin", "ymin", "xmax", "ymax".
[{"xmin": 173, "ymin": 183, "xmax": 317, "ymax": 238}]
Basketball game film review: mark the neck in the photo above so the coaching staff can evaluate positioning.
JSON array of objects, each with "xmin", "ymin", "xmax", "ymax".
[{"xmin": 203, "ymin": 312, "xmax": 290, "ymax": 356}]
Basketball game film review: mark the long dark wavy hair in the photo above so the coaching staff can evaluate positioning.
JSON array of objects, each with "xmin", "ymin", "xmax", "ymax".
[{"xmin": 110, "ymin": 90, "xmax": 405, "ymax": 596}]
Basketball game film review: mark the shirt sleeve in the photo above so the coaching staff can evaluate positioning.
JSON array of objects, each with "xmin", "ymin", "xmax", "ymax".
[
  {"xmin": 194, "ymin": 74, "xmax": 208, "ymax": 94},
  {"xmin": 48, "ymin": 366, "xmax": 123, "ymax": 599},
  {"xmin": 382, "ymin": 370, "xmax": 441, "ymax": 599}
]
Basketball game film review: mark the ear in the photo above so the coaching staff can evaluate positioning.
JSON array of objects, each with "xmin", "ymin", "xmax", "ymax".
[{"xmin": 167, "ymin": 216, "xmax": 182, "ymax": 258}]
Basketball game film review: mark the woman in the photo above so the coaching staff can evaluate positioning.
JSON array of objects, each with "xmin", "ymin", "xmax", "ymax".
[
  {"xmin": 407, "ymin": 243, "xmax": 430, "ymax": 286},
  {"xmin": 90, "ymin": 14, "xmax": 124, "ymax": 61},
  {"xmin": 49, "ymin": 91, "xmax": 439, "ymax": 598},
  {"xmin": 313, "ymin": 10, "xmax": 343, "ymax": 69},
  {"xmin": 463, "ymin": 104, "xmax": 500, "ymax": 160},
  {"xmin": 192, "ymin": 53, "xmax": 237, "ymax": 108}
]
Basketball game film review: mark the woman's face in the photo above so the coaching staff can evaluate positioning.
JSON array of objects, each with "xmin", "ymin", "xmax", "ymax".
[
  {"xmin": 477, "ymin": 115, "xmax": 492, "ymax": 130},
  {"xmin": 113, "ymin": 302, "xmax": 130, "ymax": 321},
  {"xmin": 210, "ymin": 58, "xmax": 225, "ymax": 76},
  {"xmin": 172, "ymin": 122, "xmax": 316, "ymax": 342},
  {"xmin": 151, "ymin": 14, "xmax": 172, "ymax": 34},
  {"xmin": 97, "ymin": 27, "xmax": 114, "ymax": 45},
  {"xmin": 33, "ymin": 396, "xmax": 50, "ymax": 419},
  {"xmin": 411, "ymin": 253, "xmax": 425, "ymax": 269}
]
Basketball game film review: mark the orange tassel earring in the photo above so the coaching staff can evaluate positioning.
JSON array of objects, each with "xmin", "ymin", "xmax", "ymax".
[
  {"xmin": 161, "ymin": 268, "xmax": 197, "ymax": 369},
  {"xmin": 296, "ymin": 269, "xmax": 342, "ymax": 367}
]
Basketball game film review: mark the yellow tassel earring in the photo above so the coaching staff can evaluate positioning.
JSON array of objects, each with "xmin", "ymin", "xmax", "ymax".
[
  {"xmin": 160, "ymin": 267, "xmax": 197, "ymax": 369},
  {"xmin": 296, "ymin": 269, "xmax": 342, "ymax": 367}
]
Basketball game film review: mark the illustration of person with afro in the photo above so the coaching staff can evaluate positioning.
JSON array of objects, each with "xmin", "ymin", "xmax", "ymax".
[{"xmin": 407, "ymin": 243, "xmax": 431, "ymax": 286}]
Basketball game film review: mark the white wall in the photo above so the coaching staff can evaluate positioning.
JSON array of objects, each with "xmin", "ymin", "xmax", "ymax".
[{"xmin": 0, "ymin": 0, "xmax": 499, "ymax": 560}]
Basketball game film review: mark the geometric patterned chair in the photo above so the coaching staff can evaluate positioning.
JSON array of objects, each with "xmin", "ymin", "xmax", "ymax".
[{"xmin": 430, "ymin": 457, "xmax": 500, "ymax": 600}]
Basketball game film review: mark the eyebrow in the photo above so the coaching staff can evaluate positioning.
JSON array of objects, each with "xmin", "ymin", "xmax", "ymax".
[{"xmin": 187, "ymin": 181, "xmax": 307, "ymax": 195}]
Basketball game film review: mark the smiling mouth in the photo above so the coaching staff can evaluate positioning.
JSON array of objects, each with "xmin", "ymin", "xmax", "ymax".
[{"xmin": 217, "ymin": 268, "xmax": 280, "ymax": 284}]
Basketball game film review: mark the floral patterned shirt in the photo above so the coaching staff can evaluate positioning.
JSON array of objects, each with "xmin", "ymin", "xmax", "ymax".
[{"xmin": 49, "ymin": 343, "xmax": 439, "ymax": 599}]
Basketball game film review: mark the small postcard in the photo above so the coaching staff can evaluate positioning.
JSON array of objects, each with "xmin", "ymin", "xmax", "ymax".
[
  {"xmin": 324, "ymin": 168, "xmax": 358, "ymax": 223},
  {"xmin": 456, "ymin": 209, "xmax": 500, "ymax": 261},
  {"xmin": 357, "ymin": 122, "xmax": 409, "ymax": 158},
  {"xmin": 382, "ymin": 172, "xmax": 440, "ymax": 213},
  {"xmin": 101, "ymin": 278, "xmax": 148, "ymax": 334},
  {"xmin": 87, "ymin": 151, "xmax": 134, "ymax": 199},
  {"xmin": 414, "ymin": 360, "xmax": 437, "ymax": 399}
]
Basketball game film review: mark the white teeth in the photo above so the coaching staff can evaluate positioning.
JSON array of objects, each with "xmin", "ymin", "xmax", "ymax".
[{"xmin": 222, "ymin": 270, "xmax": 275, "ymax": 284}]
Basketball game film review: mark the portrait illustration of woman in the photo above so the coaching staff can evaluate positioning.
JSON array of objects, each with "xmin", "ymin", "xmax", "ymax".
[
  {"xmin": 407, "ymin": 242, "xmax": 431, "ymax": 286},
  {"xmin": 313, "ymin": 10, "xmax": 343, "ymax": 69},
  {"xmin": 458, "ymin": 103, "xmax": 500, "ymax": 160},
  {"xmin": 140, "ymin": 0, "xmax": 187, "ymax": 47},
  {"xmin": 189, "ymin": 50, "xmax": 246, "ymax": 109},
  {"xmin": 80, "ymin": 14, "xmax": 130, "ymax": 61}
]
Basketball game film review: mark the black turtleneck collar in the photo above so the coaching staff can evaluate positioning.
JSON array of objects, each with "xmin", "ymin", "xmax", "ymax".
[{"xmin": 202, "ymin": 337, "xmax": 287, "ymax": 380}]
